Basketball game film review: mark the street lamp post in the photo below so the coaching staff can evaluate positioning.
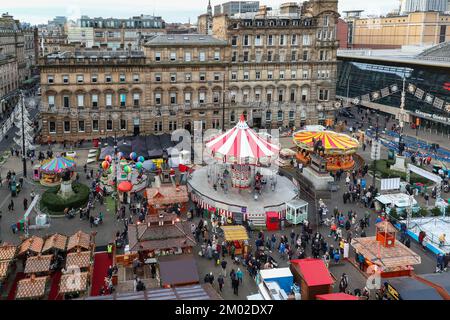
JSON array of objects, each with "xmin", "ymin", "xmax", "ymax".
[
  {"xmin": 372, "ymin": 111, "xmax": 379, "ymax": 188},
  {"xmin": 21, "ymin": 91, "xmax": 27, "ymax": 178}
]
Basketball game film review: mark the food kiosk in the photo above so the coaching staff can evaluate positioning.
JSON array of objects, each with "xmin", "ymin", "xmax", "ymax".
[
  {"xmin": 286, "ymin": 199, "xmax": 309, "ymax": 225},
  {"xmin": 266, "ymin": 212, "xmax": 280, "ymax": 231},
  {"xmin": 222, "ymin": 225, "xmax": 250, "ymax": 256}
]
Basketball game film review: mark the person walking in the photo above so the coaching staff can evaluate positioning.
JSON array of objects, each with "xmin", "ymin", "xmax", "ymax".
[
  {"xmin": 290, "ymin": 230, "xmax": 296, "ymax": 245},
  {"xmin": 439, "ymin": 233, "xmax": 446, "ymax": 248},
  {"xmin": 23, "ymin": 198, "xmax": 28, "ymax": 211},
  {"xmin": 217, "ymin": 274, "xmax": 224, "ymax": 292},
  {"xmin": 231, "ymin": 274, "xmax": 239, "ymax": 296},
  {"xmin": 8, "ymin": 199, "xmax": 14, "ymax": 212},
  {"xmin": 221, "ymin": 260, "xmax": 227, "ymax": 277},
  {"xmin": 236, "ymin": 268, "xmax": 243, "ymax": 284},
  {"xmin": 339, "ymin": 273, "xmax": 349, "ymax": 292}
]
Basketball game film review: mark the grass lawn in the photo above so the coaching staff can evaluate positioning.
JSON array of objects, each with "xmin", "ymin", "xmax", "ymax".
[
  {"xmin": 105, "ymin": 196, "xmax": 116, "ymax": 214},
  {"xmin": 370, "ymin": 159, "xmax": 431, "ymax": 185}
]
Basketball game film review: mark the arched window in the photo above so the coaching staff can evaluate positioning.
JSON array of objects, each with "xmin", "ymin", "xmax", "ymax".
[{"xmin": 230, "ymin": 111, "xmax": 236, "ymax": 123}]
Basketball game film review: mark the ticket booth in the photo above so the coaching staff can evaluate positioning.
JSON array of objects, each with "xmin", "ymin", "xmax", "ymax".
[{"xmin": 266, "ymin": 212, "xmax": 280, "ymax": 231}]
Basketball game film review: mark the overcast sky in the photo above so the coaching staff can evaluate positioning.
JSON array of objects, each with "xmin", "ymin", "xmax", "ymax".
[{"xmin": 2, "ymin": 0, "xmax": 400, "ymax": 25}]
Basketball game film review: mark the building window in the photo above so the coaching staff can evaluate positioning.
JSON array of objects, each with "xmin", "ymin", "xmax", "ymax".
[
  {"xmin": 92, "ymin": 120, "xmax": 99, "ymax": 131},
  {"xmin": 154, "ymin": 121, "xmax": 163, "ymax": 132},
  {"xmin": 155, "ymin": 93, "xmax": 161, "ymax": 105},
  {"xmin": 77, "ymin": 75, "xmax": 84, "ymax": 83},
  {"xmin": 120, "ymin": 93, "xmax": 126, "ymax": 107},
  {"xmin": 133, "ymin": 93, "xmax": 140, "ymax": 107},
  {"xmin": 291, "ymin": 70, "xmax": 296, "ymax": 79},
  {"xmin": 290, "ymin": 89, "xmax": 296, "ymax": 102},
  {"xmin": 120, "ymin": 119, "xmax": 126, "ymax": 130},
  {"xmin": 64, "ymin": 121, "xmax": 70, "ymax": 133},
  {"xmin": 47, "ymin": 75, "xmax": 54, "ymax": 84},
  {"xmin": 119, "ymin": 74, "xmax": 126, "ymax": 82},
  {"xmin": 155, "ymin": 52, "xmax": 161, "ymax": 61},
  {"xmin": 170, "ymin": 73, "xmax": 177, "ymax": 83},
  {"xmin": 302, "ymin": 50, "xmax": 309, "ymax": 61},
  {"xmin": 170, "ymin": 92, "xmax": 177, "ymax": 104},
  {"xmin": 319, "ymin": 89, "xmax": 329, "ymax": 101},
  {"xmin": 232, "ymin": 51, "xmax": 237, "ymax": 62},
  {"xmin": 170, "ymin": 52, "xmax": 177, "ymax": 61},
  {"xmin": 231, "ymin": 36, "xmax": 238, "ymax": 46},
  {"xmin": 199, "ymin": 73, "xmax": 206, "ymax": 81},
  {"xmin": 48, "ymin": 96, "xmax": 55, "ymax": 108},
  {"xmin": 214, "ymin": 73, "xmax": 220, "ymax": 81},
  {"xmin": 169, "ymin": 121, "xmax": 177, "ymax": 131},
  {"xmin": 302, "ymin": 70, "xmax": 309, "ymax": 79},
  {"xmin": 267, "ymin": 91, "xmax": 272, "ymax": 102},
  {"xmin": 243, "ymin": 35, "xmax": 250, "ymax": 46},
  {"xmin": 267, "ymin": 71, "xmax": 273, "ymax": 80},
  {"xmin": 185, "ymin": 73, "xmax": 191, "ymax": 82},
  {"xmin": 63, "ymin": 96, "xmax": 70, "ymax": 108},
  {"xmin": 214, "ymin": 51, "xmax": 220, "ymax": 61},
  {"xmin": 62, "ymin": 75, "xmax": 69, "ymax": 84},
  {"xmin": 49, "ymin": 121, "xmax": 56, "ymax": 133},
  {"xmin": 243, "ymin": 71, "xmax": 249, "ymax": 80},
  {"xmin": 302, "ymin": 34, "xmax": 311, "ymax": 46},
  {"xmin": 133, "ymin": 74, "xmax": 140, "ymax": 82},
  {"xmin": 231, "ymin": 72, "xmax": 237, "ymax": 80},
  {"xmin": 155, "ymin": 74, "xmax": 161, "ymax": 82},
  {"xmin": 213, "ymin": 92, "xmax": 220, "ymax": 103},
  {"xmin": 256, "ymin": 71, "xmax": 261, "ymax": 80},
  {"xmin": 278, "ymin": 89, "xmax": 284, "ymax": 102},
  {"xmin": 105, "ymin": 75, "xmax": 112, "ymax": 83},
  {"xmin": 106, "ymin": 94, "xmax": 112, "ymax": 107},
  {"xmin": 92, "ymin": 94, "xmax": 98, "ymax": 107},
  {"xmin": 279, "ymin": 71, "xmax": 285, "ymax": 80},
  {"xmin": 266, "ymin": 111, "xmax": 272, "ymax": 121},
  {"xmin": 267, "ymin": 51, "xmax": 272, "ymax": 62},
  {"xmin": 199, "ymin": 92, "xmax": 206, "ymax": 104},
  {"xmin": 91, "ymin": 74, "xmax": 98, "ymax": 83},
  {"xmin": 255, "ymin": 35, "xmax": 262, "ymax": 46},
  {"xmin": 184, "ymin": 92, "xmax": 191, "ymax": 105},
  {"xmin": 78, "ymin": 120, "xmax": 85, "ymax": 132},
  {"xmin": 277, "ymin": 110, "xmax": 283, "ymax": 121},
  {"xmin": 301, "ymin": 88, "xmax": 308, "ymax": 101},
  {"xmin": 291, "ymin": 34, "xmax": 297, "ymax": 45},
  {"xmin": 185, "ymin": 52, "xmax": 192, "ymax": 62},
  {"xmin": 255, "ymin": 51, "xmax": 262, "ymax": 62},
  {"xmin": 291, "ymin": 50, "xmax": 297, "ymax": 61},
  {"xmin": 230, "ymin": 111, "xmax": 235, "ymax": 123},
  {"xmin": 212, "ymin": 119, "xmax": 220, "ymax": 129},
  {"xmin": 267, "ymin": 35, "xmax": 273, "ymax": 46},
  {"xmin": 199, "ymin": 51, "xmax": 206, "ymax": 62},
  {"xmin": 289, "ymin": 110, "xmax": 295, "ymax": 120},
  {"xmin": 106, "ymin": 120, "xmax": 113, "ymax": 131},
  {"xmin": 243, "ymin": 51, "xmax": 249, "ymax": 62},
  {"xmin": 279, "ymin": 34, "xmax": 285, "ymax": 46},
  {"xmin": 77, "ymin": 95, "xmax": 84, "ymax": 108}
]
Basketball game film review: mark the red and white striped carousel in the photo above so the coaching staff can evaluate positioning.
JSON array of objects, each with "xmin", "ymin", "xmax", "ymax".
[{"xmin": 205, "ymin": 114, "xmax": 279, "ymax": 189}]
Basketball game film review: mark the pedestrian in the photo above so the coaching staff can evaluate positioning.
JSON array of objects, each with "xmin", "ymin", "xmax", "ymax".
[
  {"xmin": 23, "ymin": 198, "xmax": 29, "ymax": 211},
  {"xmin": 221, "ymin": 260, "xmax": 227, "ymax": 277},
  {"xmin": 217, "ymin": 274, "xmax": 224, "ymax": 291},
  {"xmin": 8, "ymin": 199, "xmax": 14, "ymax": 211},
  {"xmin": 236, "ymin": 268, "xmax": 243, "ymax": 284},
  {"xmin": 151, "ymin": 264, "xmax": 156, "ymax": 278},
  {"xmin": 89, "ymin": 215, "xmax": 95, "ymax": 228},
  {"xmin": 290, "ymin": 230, "xmax": 296, "ymax": 245},
  {"xmin": 439, "ymin": 233, "xmax": 446, "ymax": 248},
  {"xmin": 232, "ymin": 275, "xmax": 239, "ymax": 295},
  {"xmin": 339, "ymin": 273, "xmax": 349, "ymax": 292}
]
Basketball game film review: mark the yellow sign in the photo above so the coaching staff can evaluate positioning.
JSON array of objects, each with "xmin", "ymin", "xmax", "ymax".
[{"xmin": 386, "ymin": 283, "xmax": 401, "ymax": 300}]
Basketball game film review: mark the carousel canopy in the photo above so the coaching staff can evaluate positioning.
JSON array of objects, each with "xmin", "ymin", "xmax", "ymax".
[
  {"xmin": 205, "ymin": 115, "xmax": 279, "ymax": 164},
  {"xmin": 40, "ymin": 156, "xmax": 76, "ymax": 173},
  {"xmin": 293, "ymin": 130, "xmax": 359, "ymax": 155}
]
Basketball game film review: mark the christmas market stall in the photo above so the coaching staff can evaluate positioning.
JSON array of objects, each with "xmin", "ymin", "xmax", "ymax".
[
  {"xmin": 290, "ymin": 258, "xmax": 334, "ymax": 300},
  {"xmin": 18, "ymin": 236, "xmax": 44, "ymax": 258},
  {"xmin": 144, "ymin": 185, "xmax": 189, "ymax": 216},
  {"xmin": 41, "ymin": 233, "xmax": 67, "ymax": 254},
  {"xmin": 222, "ymin": 225, "xmax": 250, "ymax": 256},
  {"xmin": 24, "ymin": 254, "xmax": 53, "ymax": 275},
  {"xmin": 39, "ymin": 156, "xmax": 77, "ymax": 187},
  {"xmin": 59, "ymin": 271, "xmax": 90, "ymax": 298},
  {"xmin": 293, "ymin": 130, "xmax": 359, "ymax": 172},
  {"xmin": 351, "ymin": 221, "xmax": 421, "ymax": 278},
  {"xmin": 15, "ymin": 275, "xmax": 48, "ymax": 300},
  {"xmin": 67, "ymin": 231, "xmax": 94, "ymax": 253},
  {"xmin": 158, "ymin": 254, "xmax": 200, "ymax": 288},
  {"xmin": 0, "ymin": 244, "xmax": 17, "ymax": 288},
  {"xmin": 65, "ymin": 250, "xmax": 92, "ymax": 272}
]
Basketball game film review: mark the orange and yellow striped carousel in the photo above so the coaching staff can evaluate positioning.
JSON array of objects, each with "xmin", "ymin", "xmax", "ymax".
[{"xmin": 293, "ymin": 130, "xmax": 360, "ymax": 171}]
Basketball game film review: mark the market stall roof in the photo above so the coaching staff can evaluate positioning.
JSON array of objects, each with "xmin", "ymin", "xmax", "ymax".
[
  {"xmin": 387, "ymin": 276, "xmax": 444, "ymax": 300},
  {"xmin": 351, "ymin": 237, "xmax": 421, "ymax": 268},
  {"xmin": 375, "ymin": 193, "xmax": 417, "ymax": 206},
  {"xmin": 59, "ymin": 271, "xmax": 89, "ymax": 294},
  {"xmin": 205, "ymin": 115, "xmax": 279, "ymax": 164},
  {"xmin": 145, "ymin": 185, "xmax": 189, "ymax": 207},
  {"xmin": 286, "ymin": 199, "xmax": 309, "ymax": 209},
  {"xmin": 316, "ymin": 293, "xmax": 360, "ymax": 300},
  {"xmin": 80, "ymin": 284, "xmax": 222, "ymax": 300},
  {"xmin": 290, "ymin": 258, "xmax": 334, "ymax": 287},
  {"xmin": 67, "ymin": 231, "xmax": 91, "ymax": 252},
  {"xmin": 222, "ymin": 225, "xmax": 249, "ymax": 241},
  {"xmin": 293, "ymin": 130, "xmax": 359, "ymax": 155},
  {"xmin": 16, "ymin": 275, "xmax": 48, "ymax": 299},
  {"xmin": 158, "ymin": 254, "xmax": 199, "ymax": 287},
  {"xmin": 0, "ymin": 244, "xmax": 17, "ymax": 261},
  {"xmin": 24, "ymin": 254, "xmax": 53, "ymax": 274},
  {"xmin": 128, "ymin": 220, "xmax": 196, "ymax": 252},
  {"xmin": 41, "ymin": 233, "xmax": 67, "ymax": 253},
  {"xmin": 259, "ymin": 267, "xmax": 293, "ymax": 280},
  {"xmin": 66, "ymin": 251, "xmax": 92, "ymax": 269},
  {"xmin": 0, "ymin": 260, "xmax": 12, "ymax": 280},
  {"xmin": 40, "ymin": 156, "xmax": 76, "ymax": 173},
  {"xmin": 19, "ymin": 236, "xmax": 44, "ymax": 256}
]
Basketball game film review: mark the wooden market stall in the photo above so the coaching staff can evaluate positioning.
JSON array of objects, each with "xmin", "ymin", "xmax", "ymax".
[
  {"xmin": 18, "ymin": 236, "xmax": 44, "ymax": 258},
  {"xmin": 222, "ymin": 225, "xmax": 250, "ymax": 256},
  {"xmin": 0, "ymin": 244, "xmax": 17, "ymax": 262},
  {"xmin": 67, "ymin": 231, "xmax": 93, "ymax": 253},
  {"xmin": 290, "ymin": 258, "xmax": 334, "ymax": 300},
  {"xmin": 65, "ymin": 250, "xmax": 92, "ymax": 272},
  {"xmin": 0, "ymin": 244, "xmax": 17, "ymax": 288},
  {"xmin": 24, "ymin": 254, "xmax": 54, "ymax": 275},
  {"xmin": 41, "ymin": 233, "xmax": 68, "ymax": 254},
  {"xmin": 144, "ymin": 185, "xmax": 189, "ymax": 216},
  {"xmin": 351, "ymin": 221, "xmax": 421, "ymax": 278},
  {"xmin": 158, "ymin": 254, "xmax": 200, "ymax": 288},
  {"xmin": 59, "ymin": 271, "xmax": 90, "ymax": 299},
  {"xmin": 15, "ymin": 275, "xmax": 48, "ymax": 300}
]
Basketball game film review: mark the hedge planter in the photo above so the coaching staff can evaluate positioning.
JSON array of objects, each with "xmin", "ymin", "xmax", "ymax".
[{"xmin": 40, "ymin": 182, "xmax": 90, "ymax": 215}]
